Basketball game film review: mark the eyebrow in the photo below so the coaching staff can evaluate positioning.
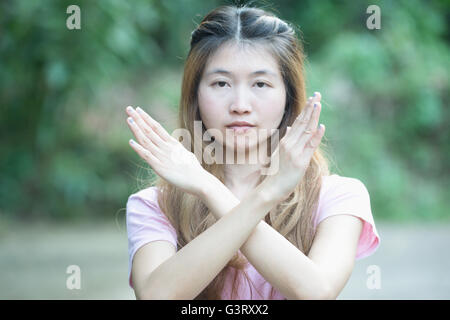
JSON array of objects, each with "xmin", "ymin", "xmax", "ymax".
[{"xmin": 205, "ymin": 68, "xmax": 277, "ymax": 77}]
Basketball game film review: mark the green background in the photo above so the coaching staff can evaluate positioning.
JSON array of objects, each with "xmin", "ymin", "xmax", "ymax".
[{"xmin": 1, "ymin": 0, "xmax": 449, "ymax": 223}]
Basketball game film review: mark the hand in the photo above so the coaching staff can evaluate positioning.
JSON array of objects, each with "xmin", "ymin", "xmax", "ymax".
[
  {"xmin": 260, "ymin": 92, "xmax": 326, "ymax": 202},
  {"xmin": 125, "ymin": 106, "xmax": 211, "ymax": 197}
]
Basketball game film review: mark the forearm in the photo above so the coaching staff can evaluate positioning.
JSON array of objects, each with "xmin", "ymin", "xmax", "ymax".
[
  {"xmin": 142, "ymin": 183, "xmax": 277, "ymax": 300},
  {"xmin": 199, "ymin": 175, "xmax": 330, "ymax": 300},
  {"xmin": 240, "ymin": 222, "xmax": 331, "ymax": 299}
]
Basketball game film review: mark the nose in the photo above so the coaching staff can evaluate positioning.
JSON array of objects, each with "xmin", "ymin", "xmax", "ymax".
[{"xmin": 229, "ymin": 86, "xmax": 252, "ymax": 114}]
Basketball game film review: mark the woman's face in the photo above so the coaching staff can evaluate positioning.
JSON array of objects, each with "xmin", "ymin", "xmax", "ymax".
[{"xmin": 197, "ymin": 42, "xmax": 286, "ymax": 155}]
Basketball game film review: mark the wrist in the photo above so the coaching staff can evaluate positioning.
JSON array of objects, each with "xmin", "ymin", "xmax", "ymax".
[
  {"xmin": 255, "ymin": 179, "xmax": 284, "ymax": 207},
  {"xmin": 196, "ymin": 170, "xmax": 220, "ymax": 200},
  {"xmin": 196, "ymin": 172, "xmax": 235, "ymax": 220}
]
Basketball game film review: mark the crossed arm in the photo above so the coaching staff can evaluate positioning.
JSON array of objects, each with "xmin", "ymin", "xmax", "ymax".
[
  {"xmin": 131, "ymin": 172, "xmax": 363, "ymax": 300},
  {"xmin": 127, "ymin": 94, "xmax": 363, "ymax": 299},
  {"xmin": 198, "ymin": 175, "xmax": 363, "ymax": 300}
]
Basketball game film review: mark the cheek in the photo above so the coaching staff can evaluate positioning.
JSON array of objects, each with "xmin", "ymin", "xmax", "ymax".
[
  {"xmin": 258, "ymin": 92, "xmax": 286, "ymax": 128},
  {"xmin": 198, "ymin": 90, "xmax": 223, "ymax": 128}
]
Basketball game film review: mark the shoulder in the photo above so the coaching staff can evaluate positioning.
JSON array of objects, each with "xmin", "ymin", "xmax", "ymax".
[
  {"xmin": 126, "ymin": 186, "xmax": 170, "ymax": 223},
  {"xmin": 321, "ymin": 174, "xmax": 369, "ymax": 195},
  {"xmin": 316, "ymin": 174, "xmax": 380, "ymax": 260},
  {"xmin": 126, "ymin": 185, "xmax": 176, "ymax": 237},
  {"xmin": 126, "ymin": 186, "xmax": 176, "ymax": 288},
  {"xmin": 315, "ymin": 173, "xmax": 373, "ymax": 232},
  {"xmin": 318, "ymin": 174, "xmax": 370, "ymax": 210},
  {"xmin": 128, "ymin": 186, "xmax": 161, "ymax": 205},
  {"xmin": 126, "ymin": 186, "xmax": 166, "ymax": 213},
  {"xmin": 317, "ymin": 174, "xmax": 371, "ymax": 216}
]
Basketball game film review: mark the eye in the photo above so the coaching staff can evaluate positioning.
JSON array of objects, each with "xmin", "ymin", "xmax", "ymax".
[
  {"xmin": 211, "ymin": 81, "xmax": 270, "ymax": 88},
  {"xmin": 255, "ymin": 82, "xmax": 269, "ymax": 88},
  {"xmin": 212, "ymin": 81, "xmax": 229, "ymax": 88}
]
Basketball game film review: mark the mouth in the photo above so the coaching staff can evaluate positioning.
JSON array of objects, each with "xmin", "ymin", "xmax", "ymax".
[
  {"xmin": 226, "ymin": 126, "xmax": 254, "ymax": 134},
  {"xmin": 225, "ymin": 122, "xmax": 255, "ymax": 134}
]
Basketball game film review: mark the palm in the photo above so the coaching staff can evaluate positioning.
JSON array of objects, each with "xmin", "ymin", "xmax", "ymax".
[
  {"xmin": 261, "ymin": 94, "xmax": 325, "ymax": 200},
  {"xmin": 125, "ymin": 106, "xmax": 208, "ymax": 196}
]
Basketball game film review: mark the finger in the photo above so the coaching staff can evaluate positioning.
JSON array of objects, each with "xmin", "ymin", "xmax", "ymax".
[
  {"xmin": 136, "ymin": 107, "xmax": 173, "ymax": 142},
  {"xmin": 280, "ymin": 126, "xmax": 292, "ymax": 146},
  {"xmin": 127, "ymin": 116, "xmax": 163, "ymax": 158},
  {"xmin": 289, "ymin": 92, "xmax": 321, "ymax": 141},
  {"xmin": 282, "ymin": 100, "xmax": 311, "ymax": 149},
  {"xmin": 312, "ymin": 91, "xmax": 321, "ymax": 102},
  {"xmin": 284, "ymin": 97, "xmax": 317, "ymax": 149},
  {"xmin": 296, "ymin": 101, "xmax": 322, "ymax": 150},
  {"xmin": 292, "ymin": 92, "xmax": 321, "ymax": 128},
  {"xmin": 126, "ymin": 106, "xmax": 165, "ymax": 147},
  {"xmin": 129, "ymin": 138, "xmax": 161, "ymax": 166},
  {"xmin": 293, "ymin": 124, "xmax": 325, "ymax": 160},
  {"xmin": 290, "ymin": 97, "xmax": 313, "ymax": 132}
]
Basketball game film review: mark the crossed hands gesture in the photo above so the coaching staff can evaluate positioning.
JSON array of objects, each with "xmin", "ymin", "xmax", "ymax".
[{"xmin": 125, "ymin": 92, "xmax": 325, "ymax": 202}]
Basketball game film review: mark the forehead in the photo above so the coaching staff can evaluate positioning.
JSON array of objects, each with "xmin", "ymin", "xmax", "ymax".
[{"xmin": 203, "ymin": 42, "xmax": 281, "ymax": 78}]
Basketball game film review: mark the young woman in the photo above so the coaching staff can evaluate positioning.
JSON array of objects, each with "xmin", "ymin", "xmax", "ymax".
[{"xmin": 125, "ymin": 5, "xmax": 380, "ymax": 300}]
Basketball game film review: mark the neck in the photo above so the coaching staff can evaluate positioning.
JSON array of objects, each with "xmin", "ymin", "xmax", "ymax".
[
  {"xmin": 222, "ymin": 142, "xmax": 272, "ymax": 191},
  {"xmin": 223, "ymin": 163, "xmax": 263, "ymax": 190}
]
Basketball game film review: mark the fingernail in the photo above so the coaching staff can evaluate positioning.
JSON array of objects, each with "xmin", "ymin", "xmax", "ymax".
[
  {"xmin": 314, "ymin": 103, "xmax": 317, "ymax": 109},
  {"xmin": 313, "ymin": 92, "xmax": 316, "ymax": 97},
  {"xmin": 128, "ymin": 117, "xmax": 133, "ymax": 123},
  {"xmin": 127, "ymin": 106, "xmax": 133, "ymax": 112},
  {"xmin": 136, "ymin": 107, "xmax": 143, "ymax": 113},
  {"xmin": 129, "ymin": 139, "xmax": 134, "ymax": 145}
]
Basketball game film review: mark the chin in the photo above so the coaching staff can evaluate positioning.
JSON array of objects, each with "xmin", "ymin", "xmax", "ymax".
[{"xmin": 225, "ymin": 140, "xmax": 260, "ymax": 159}]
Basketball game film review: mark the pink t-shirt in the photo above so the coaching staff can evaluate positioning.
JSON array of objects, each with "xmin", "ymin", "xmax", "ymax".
[{"xmin": 126, "ymin": 174, "xmax": 380, "ymax": 299}]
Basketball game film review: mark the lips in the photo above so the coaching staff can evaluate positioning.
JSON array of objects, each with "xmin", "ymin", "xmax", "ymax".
[
  {"xmin": 225, "ymin": 121, "xmax": 255, "ymax": 134},
  {"xmin": 226, "ymin": 121, "xmax": 255, "ymax": 127}
]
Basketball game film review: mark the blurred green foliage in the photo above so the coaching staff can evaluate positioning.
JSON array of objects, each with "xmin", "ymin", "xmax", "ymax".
[{"xmin": 0, "ymin": 0, "xmax": 449, "ymax": 222}]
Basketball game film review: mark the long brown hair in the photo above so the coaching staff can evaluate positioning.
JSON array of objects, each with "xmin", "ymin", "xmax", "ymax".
[{"xmin": 150, "ymin": 4, "xmax": 331, "ymax": 299}]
